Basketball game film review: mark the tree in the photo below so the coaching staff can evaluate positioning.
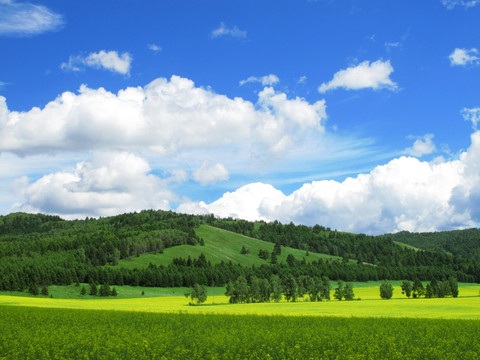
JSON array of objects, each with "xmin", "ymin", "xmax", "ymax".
[
  {"xmin": 28, "ymin": 283, "xmax": 39, "ymax": 296},
  {"xmin": 80, "ymin": 286, "xmax": 87, "ymax": 296},
  {"xmin": 273, "ymin": 242, "xmax": 282, "ymax": 255},
  {"xmin": 185, "ymin": 283, "xmax": 207, "ymax": 305},
  {"xmin": 343, "ymin": 283, "xmax": 355, "ymax": 301},
  {"xmin": 111, "ymin": 287, "xmax": 118, "ymax": 296},
  {"xmin": 380, "ymin": 280, "xmax": 393, "ymax": 299},
  {"xmin": 270, "ymin": 275, "xmax": 283, "ymax": 302},
  {"xmin": 270, "ymin": 251, "xmax": 277, "ymax": 264},
  {"xmin": 283, "ymin": 274, "xmax": 298, "ymax": 302},
  {"xmin": 412, "ymin": 278, "xmax": 424, "ymax": 298},
  {"xmin": 41, "ymin": 285, "xmax": 49, "ymax": 296},
  {"xmin": 99, "ymin": 284, "xmax": 111, "ymax": 297},
  {"xmin": 334, "ymin": 281, "xmax": 344, "ymax": 301},
  {"xmin": 401, "ymin": 280, "xmax": 413, "ymax": 298},
  {"xmin": 89, "ymin": 282, "xmax": 98, "ymax": 296},
  {"xmin": 240, "ymin": 245, "xmax": 250, "ymax": 255},
  {"xmin": 448, "ymin": 276, "xmax": 459, "ymax": 298},
  {"xmin": 286, "ymin": 254, "xmax": 296, "ymax": 267},
  {"xmin": 258, "ymin": 249, "xmax": 269, "ymax": 260},
  {"xmin": 321, "ymin": 276, "xmax": 331, "ymax": 301}
]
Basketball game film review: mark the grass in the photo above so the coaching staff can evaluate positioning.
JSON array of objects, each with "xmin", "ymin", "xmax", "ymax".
[
  {"xmin": 112, "ymin": 224, "xmax": 342, "ymax": 270},
  {"xmin": 1, "ymin": 283, "xmax": 479, "ymax": 319}
]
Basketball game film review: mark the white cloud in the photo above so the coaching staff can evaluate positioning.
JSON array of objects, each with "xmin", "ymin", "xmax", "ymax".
[
  {"xmin": 13, "ymin": 152, "xmax": 174, "ymax": 218},
  {"xmin": 449, "ymin": 48, "xmax": 480, "ymax": 66},
  {"xmin": 0, "ymin": 76, "xmax": 326, "ymax": 160},
  {"xmin": 61, "ymin": 50, "xmax": 132, "ymax": 75},
  {"xmin": 148, "ymin": 44, "xmax": 162, "ymax": 52},
  {"xmin": 405, "ymin": 134, "xmax": 436, "ymax": 157},
  {"xmin": 442, "ymin": 0, "xmax": 480, "ymax": 9},
  {"xmin": 297, "ymin": 76, "xmax": 307, "ymax": 84},
  {"xmin": 318, "ymin": 60, "xmax": 398, "ymax": 93},
  {"xmin": 193, "ymin": 161, "xmax": 229, "ymax": 186},
  {"xmin": 210, "ymin": 22, "xmax": 247, "ymax": 39},
  {"xmin": 462, "ymin": 107, "xmax": 480, "ymax": 129},
  {"xmin": 240, "ymin": 74, "xmax": 280, "ymax": 86},
  {"xmin": 0, "ymin": 0, "xmax": 64, "ymax": 36},
  {"xmin": 180, "ymin": 130, "xmax": 480, "ymax": 234}
]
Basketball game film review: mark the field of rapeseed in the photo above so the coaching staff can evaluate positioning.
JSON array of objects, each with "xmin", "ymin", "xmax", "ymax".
[{"xmin": 1, "ymin": 305, "xmax": 479, "ymax": 359}]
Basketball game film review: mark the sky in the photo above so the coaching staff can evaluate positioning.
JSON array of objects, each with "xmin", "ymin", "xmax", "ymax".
[{"xmin": 1, "ymin": 0, "xmax": 480, "ymax": 235}]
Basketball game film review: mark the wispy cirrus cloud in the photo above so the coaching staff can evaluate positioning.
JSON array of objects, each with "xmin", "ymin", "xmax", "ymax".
[
  {"xmin": 441, "ymin": 0, "xmax": 480, "ymax": 9},
  {"xmin": 318, "ymin": 60, "xmax": 398, "ymax": 93},
  {"xmin": 210, "ymin": 22, "xmax": 247, "ymax": 39},
  {"xmin": 239, "ymin": 74, "xmax": 279, "ymax": 86},
  {"xmin": 0, "ymin": 0, "xmax": 64, "ymax": 36},
  {"xmin": 61, "ymin": 50, "xmax": 132, "ymax": 75}
]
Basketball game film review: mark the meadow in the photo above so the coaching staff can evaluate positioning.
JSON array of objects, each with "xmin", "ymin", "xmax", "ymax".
[
  {"xmin": 1, "ymin": 305, "xmax": 479, "ymax": 359},
  {"xmin": 1, "ymin": 282, "xmax": 480, "ymax": 359}
]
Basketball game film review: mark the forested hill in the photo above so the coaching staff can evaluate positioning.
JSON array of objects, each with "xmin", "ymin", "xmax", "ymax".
[
  {"xmin": 0, "ymin": 211, "xmax": 479, "ymax": 292},
  {"xmin": 388, "ymin": 228, "xmax": 480, "ymax": 261}
]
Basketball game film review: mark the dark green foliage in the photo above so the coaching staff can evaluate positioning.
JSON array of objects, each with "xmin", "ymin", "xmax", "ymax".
[
  {"xmin": 286, "ymin": 254, "xmax": 296, "ymax": 267},
  {"xmin": 111, "ymin": 287, "xmax": 118, "ymax": 297},
  {"xmin": 240, "ymin": 245, "xmax": 249, "ymax": 255},
  {"xmin": 2, "ymin": 306, "xmax": 480, "ymax": 360},
  {"xmin": 343, "ymin": 283, "xmax": 355, "ymax": 301},
  {"xmin": 334, "ymin": 281, "xmax": 344, "ymax": 301},
  {"xmin": 80, "ymin": 286, "xmax": 87, "ymax": 296},
  {"xmin": 99, "ymin": 284, "xmax": 111, "ymax": 297},
  {"xmin": 390, "ymin": 228, "xmax": 480, "ymax": 261},
  {"xmin": 28, "ymin": 283, "xmax": 39, "ymax": 296},
  {"xmin": 401, "ymin": 280, "xmax": 413, "ymax": 298},
  {"xmin": 449, "ymin": 276, "xmax": 459, "ymax": 298},
  {"xmin": 270, "ymin": 251, "xmax": 277, "ymax": 264},
  {"xmin": 89, "ymin": 282, "xmax": 97, "ymax": 296},
  {"xmin": 185, "ymin": 284, "xmax": 207, "ymax": 305},
  {"xmin": 41, "ymin": 285, "xmax": 49, "ymax": 296},
  {"xmin": 258, "ymin": 249, "xmax": 269, "ymax": 260},
  {"xmin": 412, "ymin": 279, "xmax": 425, "ymax": 299},
  {"xmin": 380, "ymin": 280, "xmax": 393, "ymax": 300},
  {"xmin": 273, "ymin": 242, "xmax": 282, "ymax": 255}
]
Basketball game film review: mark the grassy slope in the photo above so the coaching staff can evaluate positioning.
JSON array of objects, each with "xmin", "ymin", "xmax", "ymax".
[{"xmin": 112, "ymin": 224, "xmax": 341, "ymax": 270}]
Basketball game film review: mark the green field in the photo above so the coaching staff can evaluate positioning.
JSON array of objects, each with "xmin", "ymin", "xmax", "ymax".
[
  {"xmin": 1, "ymin": 306, "xmax": 479, "ymax": 359},
  {"xmin": 1, "ymin": 283, "xmax": 479, "ymax": 359},
  {"xmin": 111, "ymin": 224, "xmax": 342, "ymax": 269}
]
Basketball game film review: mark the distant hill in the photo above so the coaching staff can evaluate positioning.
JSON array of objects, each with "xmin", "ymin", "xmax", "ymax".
[{"xmin": 389, "ymin": 228, "xmax": 480, "ymax": 261}]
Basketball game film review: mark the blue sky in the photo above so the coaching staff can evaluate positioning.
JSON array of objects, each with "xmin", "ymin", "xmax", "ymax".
[{"xmin": 1, "ymin": 0, "xmax": 480, "ymax": 234}]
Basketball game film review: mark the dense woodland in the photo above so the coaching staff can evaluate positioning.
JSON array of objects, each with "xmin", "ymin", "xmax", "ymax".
[{"xmin": 0, "ymin": 211, "xmax": 479, "ymax": 292}]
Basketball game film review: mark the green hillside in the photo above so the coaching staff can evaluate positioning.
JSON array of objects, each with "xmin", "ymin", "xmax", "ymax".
[{"xmin": 112, "ymin": 224, "xmax": 341, "ymax": 270}]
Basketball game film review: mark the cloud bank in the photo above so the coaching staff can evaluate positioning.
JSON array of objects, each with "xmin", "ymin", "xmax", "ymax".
[{"xmin": 180, "ymin": 128, "xmax": 480, "ymax": 235}]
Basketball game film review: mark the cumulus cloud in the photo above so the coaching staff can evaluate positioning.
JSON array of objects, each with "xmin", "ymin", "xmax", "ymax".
[
  {"xmin": 193, "ymin": 161, "xmax": 229, "ymax": 186},
  {"xmin": 179, "ymin": 130, "xmax": 480, "ymax": 234},
  {"xmin": 61, "ymin": 50, "xmax": 132, "ymax": 75},
  {"xmin": 13, "ymin": 152, "xmax": 174, "ymax": 218},
  {"xmin": 240, "ymin": 74, "xmax": 280, "ymax": 86},
  {"xmin": 405, "ymin": 134, "xmax": 436, "ymax": 157},
  {"xmin": 210, "ymin": 22, "xmax": 247, "ymax": 39},
  {"xmin": 318, "ymin": 60, "xmax": 398, "ymax": 93},
  {"xmin": 449, "ymin": 48, "xmax": 480, "ymax": 66},
  {"xmin": 0, "ymin": 76, "xmax": 327, "ymax": 160},
  {"xmin": 442, "ymin": 0, "xmax": 480, "ymax": 9},
  {"xmin": 0, "ymin": 0, "xmax": 64, "ymax": 36}
]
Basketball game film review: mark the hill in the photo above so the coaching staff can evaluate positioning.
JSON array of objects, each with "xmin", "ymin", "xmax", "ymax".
[
  {"xmin": 389, "ymin": 229, "xmax": 480, "ymax": 261},
  {"xmin": 0, "ymin": 210, "xmax": 479, "ymax": 292},
  {"xmin": 111, "ymin": 224, "xmax": 342, "ymax": 270}
]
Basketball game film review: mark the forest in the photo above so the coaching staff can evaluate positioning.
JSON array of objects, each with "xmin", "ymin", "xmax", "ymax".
[{"xmin": 0, "ymin": 211, "xmax": 479, "ymax": 292}]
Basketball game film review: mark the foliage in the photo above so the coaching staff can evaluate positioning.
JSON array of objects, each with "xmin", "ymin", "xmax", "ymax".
[
  {"xmin": 401, "ymin": 280, "xmax": 413, "ymax": 298},
  {"xmin": 184, "ymin": 284, "xmax": 207, "ymax": 305},
  {"xmin": 380, "ymin": 280, "xmax": 394, "ymax": 299}
]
